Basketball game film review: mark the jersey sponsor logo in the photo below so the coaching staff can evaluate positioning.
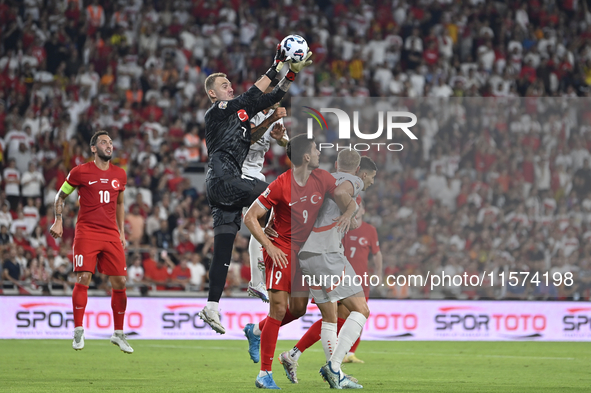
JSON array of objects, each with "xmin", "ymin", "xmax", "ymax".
[
  {"xmin": 218, "ymin": 101, "xmax": 228, "ymax": 109},
  {"xmin": 237, "ymin": 109, "xmax": 249, "ymax": 122},
  {"xmin": 263, "ymin": 188, "xmax": 271, "ymax": 198},
  {"xmin": 310, "ymin": 194, "xmax": 322, "ymax": 204},
  {"xmin": 101, "ymin": 178, "xmax": 109, "ymax": 183},
  {"xmin": 89, "ymin": 181, "xmax": 98, "ymax": 185},
  {"xmin": 289, "ymin": 201, "xmax": 298, "ymax": 206},
  {"xmin": 112, "ymin": 179, "xmax": 121, "ymax": 190}
]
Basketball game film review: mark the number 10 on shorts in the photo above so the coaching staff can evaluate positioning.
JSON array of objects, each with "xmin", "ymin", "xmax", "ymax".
[{"xmin": 74, "ymin": 255, "xmax": 84, "ymax": 267}]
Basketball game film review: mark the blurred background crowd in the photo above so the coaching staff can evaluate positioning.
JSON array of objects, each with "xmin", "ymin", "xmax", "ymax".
[{"xmin": 2, "ymin": 0, "xmax": 591, "ymax": 300}]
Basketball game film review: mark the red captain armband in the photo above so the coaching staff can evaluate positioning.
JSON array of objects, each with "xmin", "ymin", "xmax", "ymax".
[{"xmin": 286, "ymin": 70, "xmax": 296, "ymax": 81}]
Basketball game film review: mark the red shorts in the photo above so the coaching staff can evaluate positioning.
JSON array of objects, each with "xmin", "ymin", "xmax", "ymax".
[
  {"xmin": 264, "ymin": 246, "xmax": 292, "ymax": 293},
  {"xmin": 264, "ymin": 247, "xmax": 307, "ymax": 294},
  {"xmin": 73, "ymin": 238, "xmax": 126, "ymax": 276}
]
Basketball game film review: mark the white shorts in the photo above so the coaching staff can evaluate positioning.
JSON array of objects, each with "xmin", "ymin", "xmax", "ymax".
[{"xmin": 298, "ymin": 251, "xmax": 363, "ymax": 304}]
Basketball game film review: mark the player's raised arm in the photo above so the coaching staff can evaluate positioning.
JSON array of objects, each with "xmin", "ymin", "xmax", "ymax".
[
  {"xmin": 244, "ymin": 202, "xmax": 288, "ymax": 269},
  {"xmin": 116, "ymin": 190, "xmax": 126, "ymax": 249},
  {"xmin": 251, "ymin": 50, "xmax": 313, "ymax": 115},
  {"xmin": 270, "ymin": 123, "xmax": 288, "ymax": 147},
  {"xmin": 250, "ymin": 107, "xmax": 287, "ymax": 145},
  {"xmin": 49, "ymin": 181, "xmax": 75, "ymax": 239}
]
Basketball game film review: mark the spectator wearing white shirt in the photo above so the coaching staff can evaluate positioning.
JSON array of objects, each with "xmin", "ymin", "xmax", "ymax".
[
  {"xmin": 3, "ymin": 159, "xmax": 21, "ymax": 209},
  {"xmin": 188, "ymin": 253, "xmax": 206, "ymax": 291},
  {"xmin": 20, "ymin": 162, "xmax": 45, "ymax": 199},
  {"xmin": 0, "ymin": 203, "xmax": 13, "ymax": 230},
  {"xmin": 11, "ymin": 212, "xmax": 34, "ymax": 236},
  {"xmin": 127, "ymin": 255, "xmax": 145, "ymax": 286},
  {"xmin": 404, "ymin": 28, "xmax": 423, "ymax": 69},
  {"xmin": 426, "ymin": 166, "xmax": 447, "ymax": 199}
]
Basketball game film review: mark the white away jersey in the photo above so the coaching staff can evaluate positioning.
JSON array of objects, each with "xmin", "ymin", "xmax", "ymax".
[
  {"xmin": 241, "ymin": 109, "xmax": 286, "ymax": 180},
  {"xmin": 299, "ymin": 172, "xmax": 363, "ymax": 255}
]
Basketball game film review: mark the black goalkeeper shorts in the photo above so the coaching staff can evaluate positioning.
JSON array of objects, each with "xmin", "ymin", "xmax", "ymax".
[{"xmin": 206, "ymin": 174, "xmax": 268, "ymax": 228}]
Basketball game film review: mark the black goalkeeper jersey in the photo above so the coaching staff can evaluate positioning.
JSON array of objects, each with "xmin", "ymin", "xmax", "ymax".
[{"xmin": 205, "ymin": 84, "xmax": 286, "ymax": 180}]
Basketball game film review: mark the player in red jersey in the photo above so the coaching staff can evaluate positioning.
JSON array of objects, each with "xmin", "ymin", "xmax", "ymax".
[
  {"xmin": 279, "ymin": 185, "xmax": 382, "ymax": 374},
  {"xmin": 243, "ymin": 134, "xmax": 357, "ymax": 389},
  {"xmin": 49, "ymin": 130, "xmax": 132, "ymax": 354}
]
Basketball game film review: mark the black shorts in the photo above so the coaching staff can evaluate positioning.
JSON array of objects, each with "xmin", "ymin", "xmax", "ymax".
[{"xmin": 206, "ymin": 174, "xmax": 268, "ymax": 228}]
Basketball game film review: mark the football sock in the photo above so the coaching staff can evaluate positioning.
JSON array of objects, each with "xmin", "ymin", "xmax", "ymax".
[
  {"xmin": 281, "ymin": 307, "xmax": 298, "ymax": 326},
  {"xmin": 111, "ymin": 288, "xmax": 127, "ymax": 331},
  {"xmin": 349, "ymin": 334, "xmax": 362, "ymax": 354},
  {"xmin": 207, "ymin": 232, "xmax": 236, "ymax": 302},
  {"xmin": 289, "ymin": 347, "xmax": 302, "ymax": 361},
  {"xmin": 253, "ymin": 322, "xmax": 262, "ymax": 335},
  {"xmin": 321, "ymin": 321, "xmax": 337, "ymax": 362},
  {"xmin": 258, "ymin": 370, "xmax": 271, "ymax": 378},
  {"xmin": 249, "ymin": 235, "xmax": 264, "ymax": 287},
  {"xmin": 330, "ymin": 311, "xmax": 367, "ymax": 372},
  {"xmin": 72, "ymin": 283, "xmax": 88, "ymax": 327},
  {"xmin": 260, "ymin": 316, "xmax": 281, "ymax": 372},
  {"xmin": 294, "ymin": 318, "xmax": 322, "ymax": 353},
  {"xmin": 207, "ymin": 301, "xmax": 219, "ymax": 313},
  {"xmin": 257, "ymin": 307, "xmax": 299, "ymax": 333},
  {"xmin": 337, "ymin": 317, "xmax": 345, "ymax": 333}
]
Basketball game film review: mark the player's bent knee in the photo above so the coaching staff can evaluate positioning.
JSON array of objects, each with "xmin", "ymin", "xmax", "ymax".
[
  {"xmin": 269, "ymin": 304, "xmax": 287, "ymax": 321},
  {"xmin": 76, "ymin": 272, "xmax": 93, "ymax": 286},
  {"xmin": 288, "ymin": 296, "xmax": 308, "ymax": 318},
  {"xmin": 110, "ymin": 275, "xmax": 127, "ymax": 290}
]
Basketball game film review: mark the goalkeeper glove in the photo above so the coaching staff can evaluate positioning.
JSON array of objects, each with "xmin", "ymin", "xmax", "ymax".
[
  {"xmin": 265, "ymin": 44, "xmax": 288, "ymax": 80},
  {"xmin": 286, "ymin": 51, "xmax": 313, "ymax": 81}
]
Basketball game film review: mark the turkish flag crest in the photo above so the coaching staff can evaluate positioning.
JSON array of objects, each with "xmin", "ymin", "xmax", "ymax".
[{"xmin": 237, "ymin": 109, "xmax": 249, "ymax": 122}]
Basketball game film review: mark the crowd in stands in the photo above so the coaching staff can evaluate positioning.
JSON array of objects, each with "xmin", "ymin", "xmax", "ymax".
[{"xmin": 2, "ymin": 0, "xmax": 591, "ymax": 299}]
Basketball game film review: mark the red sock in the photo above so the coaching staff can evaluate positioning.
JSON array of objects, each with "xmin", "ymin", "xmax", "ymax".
[
  {"xmin": 258, "ymin": 307, "xmax": 300, "ymax": 331},
  {"xmin": 260, "ymin": 316, "xmax": 281, "ymax": 372},
  {"xmin": 72, "ymin": 283, "xmax": 88, "ymax": 328},
  {"xmin": 295, "ymin": 318, "xmax": 322, "ymax": 353},
  {"xmin": 111, "ymin": 288, "xmax": 127, "ymax": 331},
  {"xmin": 337, "ymin": 317, "xmax": 346, "ymax": 334},
  {"xmin": 280, "ymin": 307, "xmax": 298, "ymax": 326},
  {"xmin": 349, "ymin": 334, "xmax": 362, "ymax": 353}
]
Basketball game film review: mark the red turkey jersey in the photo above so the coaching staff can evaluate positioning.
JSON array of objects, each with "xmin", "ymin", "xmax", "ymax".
[
  {"xmin": 65, "ymin": 162, "xmax": 127, "ymax": 242},
  {"xmin": 256, "ymin": 168, "xmax": 337, "ymax": 252},
  {"xmin": 342, "ymin": 221, "xmax": 380, "ymax": 277}
]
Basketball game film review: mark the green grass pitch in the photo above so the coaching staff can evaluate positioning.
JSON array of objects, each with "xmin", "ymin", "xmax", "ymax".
[{"xmin": 1, "ymin": 340, "xmax": 590, "ymax": 392}]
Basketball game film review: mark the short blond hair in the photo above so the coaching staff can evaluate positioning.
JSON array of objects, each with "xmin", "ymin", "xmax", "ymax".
[
  {"xmin": 204, "ymin": 72, "xmax": 227, "ymax": 102},
  {"xmin": 337, "ymin": 149, "xmax": 361, "ymax": 172}
]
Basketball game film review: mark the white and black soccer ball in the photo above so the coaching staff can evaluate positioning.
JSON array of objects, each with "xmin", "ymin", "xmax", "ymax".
[{"xmin": 280, "ymin": 34, "xmax": 308, "ymax": 63}]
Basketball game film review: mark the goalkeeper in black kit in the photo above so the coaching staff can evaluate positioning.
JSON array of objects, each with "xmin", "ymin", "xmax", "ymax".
[{"xmin": 199, "ymin": 45, "xmax": 313, "ymax": 334}]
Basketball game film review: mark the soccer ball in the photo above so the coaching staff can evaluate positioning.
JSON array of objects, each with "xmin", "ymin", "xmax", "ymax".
[{"xmin": 280, "ymin": 35, "xmax": 308, "ymax": 63}]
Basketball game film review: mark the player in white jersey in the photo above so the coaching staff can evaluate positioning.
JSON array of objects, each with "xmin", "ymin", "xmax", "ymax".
[
  {"xmin": 280, "ymin": 152, "xmax": 377, "ymax": 389},
  {"xmin": 242, "ymin": 79, "xmax": 289, "ymax": 303}
]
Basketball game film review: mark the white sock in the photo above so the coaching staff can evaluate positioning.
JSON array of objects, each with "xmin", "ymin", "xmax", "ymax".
[
  {"xmin": 321, "ymin": 321, "xmax": 338, "ymax": 362},
  {"xmin": 330, "ymin": 311, "xmax": 366, "ymax": 372},
  {"xmin": 289, "ymin": 347, "xmax": 302, "ymax": 361},
  {"xmin": 114, "ymin": 329, "xmax": 123, "ymax": 334},
  {"xmin": 249, "ymin": 235, "xmax": 265, "ymax": 287},
  {"xmin": 207, "ymin": 301, "xmax": 219, "ymax": 313},
  {"xmin": 253, "ymin": 322, "xmax": 261, "ymax": 336},
  {"xmin": 258, "ymin": 370, "xmax": 271, "ymax": 377},
  {"xmin": 74, "ymin": 326, "xmax": 84, "ymax": 331}
]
